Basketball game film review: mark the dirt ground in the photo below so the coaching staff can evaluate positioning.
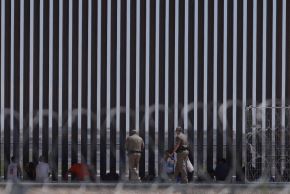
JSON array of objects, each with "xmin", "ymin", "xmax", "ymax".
[{"xmin": 0, "ymin": 183, "xmax": 290, "ymax": 194}]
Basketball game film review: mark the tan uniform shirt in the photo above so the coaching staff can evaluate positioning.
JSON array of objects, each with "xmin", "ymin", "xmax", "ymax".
[
  {"xmin": 176, "ymin": 133, "xmax": 188, "ymax": 148},
  {"xmin": 125, "ymin": 134, "xmax": 144, "ymax": 152}
]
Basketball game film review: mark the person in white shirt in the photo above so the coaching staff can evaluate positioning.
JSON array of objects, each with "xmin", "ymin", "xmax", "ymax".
[
  {"xmin": 36, "ymin": 156, "xmax": 51, "ymax": 182},
  {"xmin": 7, "ymin": 156, "xmax": 22, "ymax": 181},
  {"xmin": 160, "ymin": 150, "xmax": 176, "ymax": 181}
]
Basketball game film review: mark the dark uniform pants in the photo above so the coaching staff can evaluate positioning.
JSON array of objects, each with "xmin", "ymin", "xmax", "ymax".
[
  {"xmin": 175, "ymin": 150, "xmax": 189, "ymax": 183},
  {"xmin": 128, "ymin": 153, "xmax": 141, "ymax": 181}
]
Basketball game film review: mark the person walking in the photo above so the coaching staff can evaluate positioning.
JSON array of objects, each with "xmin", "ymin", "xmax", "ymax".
[
  {"xmin": 171, "ymin": 126, "xmax": 189, "ymax": 183},
  {"xmin": 125, "ymin": 129, "xmax": 144, "ymax": 181}
]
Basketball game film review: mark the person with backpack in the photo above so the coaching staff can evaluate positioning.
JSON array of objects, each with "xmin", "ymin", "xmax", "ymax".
[{"xmin": 68, "ymin": 163, "xmax": 90, "ymax": 181}]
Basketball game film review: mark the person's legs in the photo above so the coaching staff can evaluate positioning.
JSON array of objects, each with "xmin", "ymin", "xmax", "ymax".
[
  {"xmin": 175, "ymin": 155, "xmax": 181, "ymax": 181},
  {"xmin": 128, "ymin": 154, "xmax": 134, "ymax": 180},
  {"xmin": 129, "ymin": 154, "xmax": 141, "ymax": 180},
  {"xmin": 178, "ymin": 151, "xmax": 189, "ymax": 183},
  {"xmin": 134, "ymin": 154, "xmax": 141, "ymax": 179}
]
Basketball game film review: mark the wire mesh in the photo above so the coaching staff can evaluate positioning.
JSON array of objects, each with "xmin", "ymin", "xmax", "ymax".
[{"xmin": 245, "ymin": 106, "xmax": 290, "ymax": 183}]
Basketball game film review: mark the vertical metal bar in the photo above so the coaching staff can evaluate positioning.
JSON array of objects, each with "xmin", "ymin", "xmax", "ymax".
[
  {"xmin": 0, "ymin": 0, "xmax": 5, "ymax": 136},
  {"xmin": 145, "ymin": 0, "xmax": 150, "ymax": 171},
  {"xmin": 204, "ymin": 0, "xmax": 208, "ymax": 167},
  {"xmin": 39, "ymin": 0, "xmax": 44, "ymax": 159},
  {"xmin": 155, "ymin": 0, "xmax": 160, "ymax": 173},
  {"xmin": 233, "ymin": 0, "xmax": 237, "ymax": 178},
  {"xmin": 262, "ymin": 0, "xmax": 267, "ymax": 176},
  {"xmin": 0, "ymin": 0, "xmax": 5, "ymax": 178},
  {"xmin": 242, "ymin": 0, "xmax": 248, "ymax": 167},
  {"xmin": 68, "ymin": 0, "xmax": 73, "ymax": 166},
  {"xmin": 136, "ymin": 0, "xmax": 140, "ymax": 132},
  {"xmin": 116, "ymin": 0, "xmax": 121, "ymax": 173},
  {"xmin": 194, "ymin": 0, "xmax": 199, "ymax": 177},
  {"xmin": 252, "ymin": 0, "xmax": 257, "ymax": 155},
  {"xmin": 3, "ymin": 0, "xmax": 12, "ymax": 178},
  {"xmin": 223, "ymin": 0, "xmax": 228, "ymax": 154},
  {"xmin": 87, "ymin": 0, "xmax": 92, "ymax": 163},
  {"xmin": 184, "ymin": 0, "xmax": 189, "ymax": 134},
  {"xmin": 134, "ymin": 0, "xmax": 140, "ymax": 132},
  {"xmin": 126, "ymin": 0, "xmax": 131, "ymax": 133},
  {"xmin": 165, "ymin": 0, "xmax": 169, "ymax": 151},
  {"xmin": 49, "ymin": 0, "xmax": 54, "ymax": 157},
  {"xmin": 281, "ymin": 0, "xmax": 286, "ymax": 173},
  {"xmin": 106, "ymin": 0, "xmax": 111, "ymax": 169},
  {"xmin": 10, "ymin": 0, "xmax": 15, "ymax": 162},
  {"xmin": 106, "ymin": 0, "xmax": 111, "ymax": 128},
  {"xmin": 19, "ymin": 0, "xmax": 24, "ymax": 167},
  {"xmin": 96, "ymin": 0, "xmax": 102, "ymax": 175},
  {"xmin": 78, "ymin": 0, "xmax": 83, "ymax": 162},
  {"xmin": 58, "ymin": 0, "xmax": 63, "ymax": 179},
  {"xmin": 271, "ymin": 0, "xmax": 277, "ymax": 177},
  {"xmin": 213, "ymin": 0, "xmax": 218, "ymax": 169},
  {"xmin": 174, "ymin": 0, "xmax": 179, "ymax": 129}
]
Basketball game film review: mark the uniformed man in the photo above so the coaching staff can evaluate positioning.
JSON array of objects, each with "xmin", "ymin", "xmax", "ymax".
[
  {"xmin": 171, "ymin": 126, "xmax": 189, "ymax": 183},
  {"xmin": 125, "ymin": 129, "xmax": 144, "ymax": 181}
]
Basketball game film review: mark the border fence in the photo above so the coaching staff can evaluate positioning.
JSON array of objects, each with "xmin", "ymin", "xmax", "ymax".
[
  {"xmin": 0, "ymin": 0, "xmax": 290, "ymax": 182},
  {"xmin": 246, "ymin": 106, "xmax": 290, "ymax": 182}
]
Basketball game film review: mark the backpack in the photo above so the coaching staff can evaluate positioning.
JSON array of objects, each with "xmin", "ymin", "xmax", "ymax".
[{"xmin": 163, "ymin": 156, "xmax": 175, "ymax": 174}]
